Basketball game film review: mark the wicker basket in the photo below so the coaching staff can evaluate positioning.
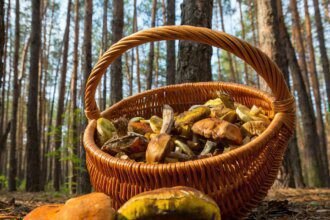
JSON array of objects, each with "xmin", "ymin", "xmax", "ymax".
[{"xmin": 83, "ymin": 26, "xmax": 295, "ymax": 219}]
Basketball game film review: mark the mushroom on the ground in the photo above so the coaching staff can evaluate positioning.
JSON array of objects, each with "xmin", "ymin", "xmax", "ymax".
[{"xmin": 117, "ymin": 186, "xmax": 221, "ymax": 220}]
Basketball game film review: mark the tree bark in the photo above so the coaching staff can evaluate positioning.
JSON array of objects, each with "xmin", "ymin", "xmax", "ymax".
[
  {"xmin": 54, "ymin": 0, "xmax": 71, "ymax": 191},
  {"xmin": 290, "ymin": 0, "xmax": 311, "ymax": 97},
  {"xmin": 286, "ymin": 38, "xmax": 325, "ymax": 187},
  {"xmin": 0, "ymin": 0, "xmax": 4, "ymax": 90},
  {"xmin": 247, "ymin": 0, "xmax": 260, "ymax": 87},
  {"xmin": 161, "ymin": 0, "xmax": 166, "ymax": 24},
  {"xmin": 146, "ymin": 0, "xmax": 157, "ymax": 89},
  {"xmin": 306, "ymin": 0, "xmax": 329, "ymax": 183},
  {"xmin": 79, "ymin": 0, "xmax": 93, "ymax": 194},
  {"xmin": 0, "ymin": 0, "xmax": 10, "ymax": 136},
  {"xmin": 9, "ymin": 0, "xmax": 20, "ymax": 192},
  {"xmin": 154, "ymin": 41, "xmax": 159, "ymax": 87},
  {"xmin": 166, "ymin": 0, "xmax": 175, "ymax": 85},
  {"xmin": 0, "ymin": 121, "xmax": 10, "ymax": 159},
  {"xmin": 257, "ymin": 0, "xmax": 286, "ymax": 91},
  {"xmin": 110, "ymin": 0, "xmax": 123, "ymax": 104},
  {"xmin": 102, "ymin": 0, "xmax": 108, "ymax": 109},
  {"xmin": 40, "ymin": 0, "xmax": 54, "ymax": 190},
  {"xmin": 17, "ymin": 36, "xmax": 30, "ymax": 183},
  {"xmin": 322, "ymin": 0, "xmax": 330, "ymax": 22},
  {"xmin": 217, "ymin": 0, "xmax": 236, "ymax": 82},
  {"xmin": 313, "ymin": 0, "xmax": 330, "ymax": 110},
  {"xmin": 70, "ymin": 0, "xmax": 79, "ymax": 194},
  {"xmin": 214, "ymin": 3, "xmax": 222, "ymax": 81},
  {"xmin": 258, "ymin": 0, "xmax": 305, "ymax": 188},
  {"xmin": 279, "ymin": 3, "xmax": 326, "ymax": 187},
  {"xmin": 176, "ymin": 0, "xmax": 213, "ymax": 83},
  {"xmin": 38, "ymin": 1, "xmax": 48, "ymax": 191},
  {"xmin": 238, "ymin": 0, "xmax": 249, "ymax": 85},
  {"xmin": 124, "ymin": 52, "xmax": 132, "ymax": 94},
  {"xmin": 133, "ymin": 0, "xmax": 140, "ymax": 92},
  {"xmin": 26, "ymin": 0, "xmax": 41, "ymax": 192}
]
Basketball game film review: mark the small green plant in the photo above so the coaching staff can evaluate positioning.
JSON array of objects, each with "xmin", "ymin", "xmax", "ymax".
[
  {"xmin": 18, "ymin": 178, "xmax": 26, "ymax": 191},
  {"xmin": 0, "ymin": 175, "xmax": 8, "ymax": 189}
]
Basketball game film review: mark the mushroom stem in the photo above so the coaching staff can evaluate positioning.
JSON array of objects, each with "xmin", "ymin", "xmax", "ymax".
[
  {"xmin": 174, "ymin": 140, "xmax": 194, "ymax": 156},
  {"xmin": 160, "ymin": 105, "xmax": 174, "ymax": 134},
  {"xmin": 200, "ymin": 141, "xmax": 217, "ymax": 155}
]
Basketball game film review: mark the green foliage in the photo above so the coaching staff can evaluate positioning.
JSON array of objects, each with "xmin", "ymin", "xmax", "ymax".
[
  {"xmin": 18, "ymin": 179, "xmax": 26, "ymax": 191},
  {"xmin": 0, "ymin": 175, "xmax": 8, "ymax": 189}
]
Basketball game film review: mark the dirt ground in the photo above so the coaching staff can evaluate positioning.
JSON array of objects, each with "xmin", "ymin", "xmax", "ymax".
[{"xmin": 0, "ymin": 188, "xmax": 329, "ymax": 219}]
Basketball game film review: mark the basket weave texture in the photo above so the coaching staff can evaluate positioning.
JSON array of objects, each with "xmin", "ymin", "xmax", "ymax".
[{"xmin": 83, "ymin": 26, "xmax": 295, "ymax": 219}]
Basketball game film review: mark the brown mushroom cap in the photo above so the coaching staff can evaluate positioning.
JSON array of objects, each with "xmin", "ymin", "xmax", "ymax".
[
  {"xmin": 24, "ymin": 204, "xmax": 64, "ymax": 220},
  {"xmin": 55, "ymin": 193, "xmax": 115, "ymax": 220},
  {"xmin": 128, "ymin": 121, "xmax": 153, "ymax": 135},
  {"xmin": 146, "ymin": 133, "xmax": 173, "ymax": 163},
  {"xmin": 25, "ymin": 193, "xmax": 115, "ymax": 220},
  {"xmin": 192, "ymin": 118, "xmax": 243, "ymax": 145}
]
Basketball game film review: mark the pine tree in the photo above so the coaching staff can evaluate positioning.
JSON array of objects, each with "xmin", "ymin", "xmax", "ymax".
[
  {"xmin": 176, "ymin": 0, "xmax": 213, "ymax": 83},
  {"xmin": 26, "ymin": 0, "xmax": 42, "ymax": 192},
  {"xmin": 110, "ymin": 0, "xmax": 124, "ymax": 104}
]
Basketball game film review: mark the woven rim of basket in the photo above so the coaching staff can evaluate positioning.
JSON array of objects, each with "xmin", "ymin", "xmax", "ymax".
[{"xmin": 84, "ymin": 82, "xmax": 290, "ymax": 169}]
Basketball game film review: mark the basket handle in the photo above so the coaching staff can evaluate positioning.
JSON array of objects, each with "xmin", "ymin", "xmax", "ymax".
[{"xmin": 85, "ymin": 25, "xmax": 293, "ymax": 120}]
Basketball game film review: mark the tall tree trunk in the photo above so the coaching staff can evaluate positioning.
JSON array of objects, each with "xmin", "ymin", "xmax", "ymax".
[
  {"xmin": 161, "ymin": 0, "xmax": 166, "ymax": 24},
  {"xmin": 276, "ymin": 0, "xmax": 305, "ymax": 188},
  {"xmin": 79, "ymin": 0, "xmax": 93, "ymax": 194},
  {"xmin": 313, "ymin": 0, "xmax": 330, "ymax": 110},
  {"xmin": 54, "ymin": 0, "xmax": 71, "ymax": 192},
  {"xmin": 45, "ymin": 57, "xmax": 61, "ymax": 185},
  {"xmin": 322, "ymin": 0, "xmax": 330, "ymax": 22},
  {"xmin": 306, "ymin": 0, "xmax": 329, "ymax": 183},
  {"xmin": 9, "ymin": 0, "xmax": 20, "ymax": 192},
  {"xmin": 0, "ymin": 121, "xmax": 10, "ymax": 160},
  {"xmin": 133, "ymin": 0, "xmax": 140, "ymax": 92},
  {"xmin": 286, "ymin": 36, "xmax": 325, "ymax": 187},
  {"xmin": 70, "ymin": 0, "xmax": 79, "ymax": 194},
  {"xmin": 248, "ymin": 0, "xmax": 257, "ymax": 47},
  {"xmin": 154, "ymin": 41, "xmax": 159, "ymax": 87},
  {"xmin": 102, "ymin": 0, "xmax": 108, "ymax": 109},
  {"xmin": 146, "ymin": 0, "xmax": 157, "ymax": 89},
  {"xmin": 217, "ymin": 0, "xmax": 236, "ymax": 82},
  {"xmin": 41, "ymin": 0, "xmax": 54, "ymax": 189},
  {"xmin": 257, "ymin": 0, "xmax": 284, "ymax": 92},
  {"xmin": 214, "ymin": 3, "xmax": 221, "ymax": 81},
  {"xmin": 166, "ymin": 0, "xmax": 175, "ymax": 85},
  {"xmin": 176, "ymin": 0, "xmax": 213, "ymax": 83},
  {"xmin": 0, "ymin": 0, "xmax": 10, "ymax": 136},
  {"xmin": 277, "ymin": 1, "xmax": 326, "ymax": 187},
  {"xmin": 17, "ymin": 36, "xmax": 30, "ymax": 182},
  {"xmin": 257, "ymin": 0, "xmax": 305, "ymax": 188},
  {"xmin": 110, "ymin": 0, "xmax": 123, "ymax": 104},
  {"xmin": 238, "ymin": 0, "xmax": 249, "ymax": 85},
  {"xmin": 248, "ymin": 0, "xmax": 259, "ymax": 87},
  {"xmin": 290, "ymin": 0, "xmax": 311, "ymax": 97},
  {"xmin": 26, "ymin": 0, "xmax": 41, "ymax": 192},
  {"xmin": 38, "ymin": 1, "xmax": 48, "ymax": 191},
  {"xmin": 0, "ymin": 0, "xmax": 4, "ymax": 90},
  {"xmin": 124, "ymin": 52, "xmax": 132, "ymax": 94}
]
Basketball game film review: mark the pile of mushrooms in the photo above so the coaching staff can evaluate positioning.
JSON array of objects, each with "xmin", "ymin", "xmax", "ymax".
[{"xmin": 97, "ymin": 93, "xmax": 272, "ymax": 164}]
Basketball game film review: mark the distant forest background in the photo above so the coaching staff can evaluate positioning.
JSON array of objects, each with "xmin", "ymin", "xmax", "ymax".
[{"xmin": 0, "ymin": 0, "xmax": 329, "ymax": 194}]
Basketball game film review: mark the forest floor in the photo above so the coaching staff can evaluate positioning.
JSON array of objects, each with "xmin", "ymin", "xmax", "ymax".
[{"xmin": 0, "ymin": 188, "xmax": 329, "ymax": 219}]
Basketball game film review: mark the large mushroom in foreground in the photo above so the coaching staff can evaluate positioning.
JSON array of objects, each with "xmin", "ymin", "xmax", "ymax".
[{"xmin": 117, "ymin": 186, "xmax": 221, "ymax": 220}]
